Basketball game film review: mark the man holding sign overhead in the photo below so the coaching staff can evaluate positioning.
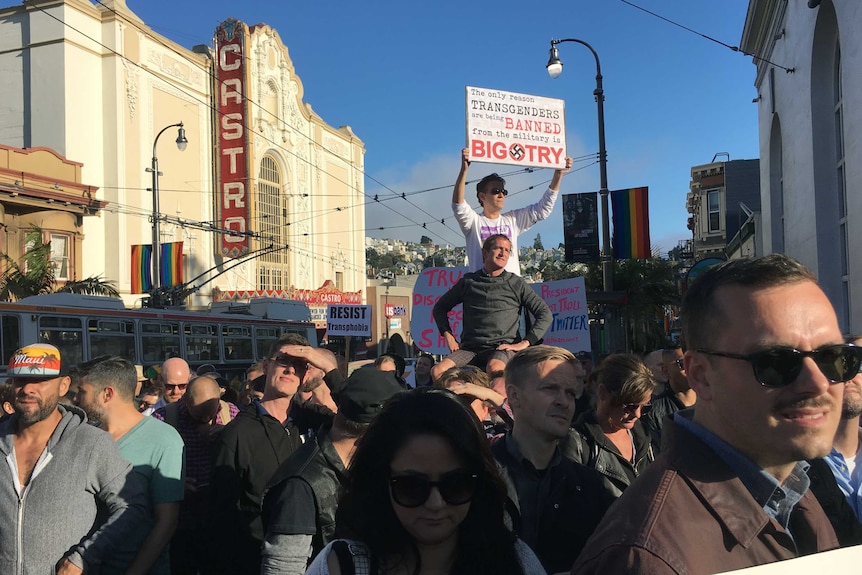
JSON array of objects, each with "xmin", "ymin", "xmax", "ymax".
[{"xmin": 453, "ymin": 148, "xmax": 572, "ymax": 275}]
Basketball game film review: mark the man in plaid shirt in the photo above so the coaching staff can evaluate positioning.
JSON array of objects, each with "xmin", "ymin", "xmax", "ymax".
[{"xmin": 154, "ymin": 375, "xmax": 238, "ymax": 575}]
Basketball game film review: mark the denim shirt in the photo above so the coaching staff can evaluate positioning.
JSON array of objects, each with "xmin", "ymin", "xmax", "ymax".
[
  {"xmin": 674, "ymin": 409, "xmax": 810, "ymax": 538},
  {"xmin": 824, "ymin": 428, "xmax": 862, "ymax": 520}
]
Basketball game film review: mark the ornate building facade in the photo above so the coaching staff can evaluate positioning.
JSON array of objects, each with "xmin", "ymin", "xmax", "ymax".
[{"xmin": 0, "ymin": 0, "xmax": 366, "ymax": 308}]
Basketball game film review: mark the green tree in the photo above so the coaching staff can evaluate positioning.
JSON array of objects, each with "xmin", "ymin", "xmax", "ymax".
[
  {"xmin": 420, "ymin": 235, "xmax": 433, "ymax": 245},
  {"xmin": 533, "ymin": 234, "xmax": 544, "ymax": 250},
  {"xmin": 0, "ymin": 225, "xmax": 119, "ymax": 301},
  {"xmin": 585, "ymin": 257, "xmax": 679, "ymax": 352}
]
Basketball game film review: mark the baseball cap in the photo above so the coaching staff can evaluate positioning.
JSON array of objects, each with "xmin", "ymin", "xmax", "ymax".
[
  {"xmin": 338, "ymin": 369, "xmax": 403, "ymax": 424},
  {"xmin": 8, "ymin": 343, "xmax": 63, "ymax": 379}
]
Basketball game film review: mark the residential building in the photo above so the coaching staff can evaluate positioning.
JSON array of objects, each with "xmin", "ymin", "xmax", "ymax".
[{"xmin": 686, "ymin": 158, "xmax": 761, "ymax": 262}]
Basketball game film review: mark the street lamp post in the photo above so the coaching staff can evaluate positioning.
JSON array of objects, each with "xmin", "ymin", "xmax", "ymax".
[
  {"xmin": 146, "ymin": 122, "xmax": 188, "ymax": 293},
  {"xmin": 546, "ymin": 39, "xmax": 613, "ymax": 293}
]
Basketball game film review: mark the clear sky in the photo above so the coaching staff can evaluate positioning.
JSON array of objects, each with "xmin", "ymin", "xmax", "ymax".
[{"xmin": 127, "ymin": 0, "xmax": 759, "ymax": 256}]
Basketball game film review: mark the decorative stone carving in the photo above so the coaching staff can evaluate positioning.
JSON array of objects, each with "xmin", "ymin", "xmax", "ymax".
[{"xmin": 121, "ymin": 60, "xmax": 138, "ymax": 119}]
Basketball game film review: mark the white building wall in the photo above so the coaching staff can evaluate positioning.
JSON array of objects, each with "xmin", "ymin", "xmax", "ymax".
[{"xmin": 743, "ymin": 0, "xmax": 862, "ymax": 332}]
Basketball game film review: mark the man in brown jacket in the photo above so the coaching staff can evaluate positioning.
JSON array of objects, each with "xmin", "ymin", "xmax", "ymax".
[{"xmin": 572, "ymin": 255, "xmax": 858, "ymax": 574}]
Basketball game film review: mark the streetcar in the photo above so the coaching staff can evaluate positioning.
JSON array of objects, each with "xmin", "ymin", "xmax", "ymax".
[{"xmin": 0, "ymin": 293, "xmax": 318, "ymax": 380}]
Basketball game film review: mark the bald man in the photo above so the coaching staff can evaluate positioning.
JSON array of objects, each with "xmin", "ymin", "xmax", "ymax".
[
  {"xmin": 154, "ymin": 376, "xmax": 238, "ymax": 575},
  {"xmin": 161, "ymin": 358, "xmax": 192, "ymax": 404}
]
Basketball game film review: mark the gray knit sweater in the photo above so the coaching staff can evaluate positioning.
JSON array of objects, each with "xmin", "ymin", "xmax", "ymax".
[
  {"xmin": 433, "ymin": 270, "xmax": 552, "ymax": 351},
  {"xmin": 0, "ymin": 405, "xmax": 149, "ymax": 575}
]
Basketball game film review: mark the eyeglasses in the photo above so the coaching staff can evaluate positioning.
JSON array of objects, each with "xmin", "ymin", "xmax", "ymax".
[
  {"xmin": 622, "ymin": 402, "xmax": 653, "ymax": 415},
  {"xmin": 270, "ymin": 355, "xmax": 309, "ymax": 371},
  {"xmin": 696, "ymin": 344, "xmax": 861, "ymax": 388},
  {"xmin": 164, "ymin": 383, "xmax": 187, "ymax": 392},
  {"xmin": 488, "ymin": 188, "xmax": 508, "ymax": 196},
  {"xmin": 389, "ymin": 471, "xmax": 478, "ymax": 508},
  {"xmin": 674, "ymin": 358, "xmax": 685, "ymax": 369}
]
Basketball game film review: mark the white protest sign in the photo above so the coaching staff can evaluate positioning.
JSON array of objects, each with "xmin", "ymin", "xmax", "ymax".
[
  {"xmin": 411, "ymin": 267, "xmax": 468, "ymax": 355},
  {"xmin": 411, "ymin": 269, "xmax": 591, "ymax": 355},
  {"xmin": 326, "ymin": 304, "xmax": 372, "ymax": 337},
  {"xmin": 530, "ymin": 276, "xmax": 590, "ymax": 353},
  {"xmin": 466, "ymin": 86, "xmax": 566, "ymax": 169}
]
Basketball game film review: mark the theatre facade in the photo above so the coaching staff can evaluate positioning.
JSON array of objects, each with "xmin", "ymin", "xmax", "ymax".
[{"xmin": 0, "ymin": 0, "xmax": 366, "ymax": 309}]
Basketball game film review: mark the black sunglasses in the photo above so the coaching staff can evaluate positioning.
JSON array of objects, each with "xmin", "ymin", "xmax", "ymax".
[
  {"xmin": 622, "ymin": 402, "xmax": 653, "ymax": 415},
  {"xmin": 269, "ymin": 355, "xmax": 308, "ymax": 371},
  {"xmin": 389, "ymin": 471, "xmax": 478, "ymax": 508},
  {"xmin": 488, "ymin": 188, "xmax": 508, "ymax": 196},
  {"xmin": 696, "ymin": 344, "xmax": 861, "ymax": 388}
]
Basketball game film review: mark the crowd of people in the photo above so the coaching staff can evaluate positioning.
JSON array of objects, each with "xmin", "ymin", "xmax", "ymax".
[{"xmin": 3, "ymin": 185, "xmax": 862, "ymax": 575}]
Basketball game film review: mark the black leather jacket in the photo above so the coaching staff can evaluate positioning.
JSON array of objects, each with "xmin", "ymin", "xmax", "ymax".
[{"xmin": 563, "ymin": 410, "xmax": 655, "ymax": 498}]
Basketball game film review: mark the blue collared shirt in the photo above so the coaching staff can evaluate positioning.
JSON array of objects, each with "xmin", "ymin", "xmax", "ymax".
[
  {"xmin": 824, "ymin": 428, "xmax": 862, "ymax": 520},
  {"xmin": 674, "ymin": 409, "xmax": 810, "ymax": 538}
]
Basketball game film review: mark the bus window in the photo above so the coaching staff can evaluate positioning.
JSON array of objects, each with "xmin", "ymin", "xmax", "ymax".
[
  {"xmin": 184, "ymin": 323, "xmax": 219, "ymax": 362},
  {"xmin": 254, "ymin": 327, "xmax": 279, "ymax": 361},
  {"xmin": 89, "ymin": 319, "xmax": 136, "ymax": 362},
  {"xmin": 141, "ymin": 322, "xmax": 181, "ymax": 363},
  {"xmin": 39, "ymin": 316, "xmax": 83, "ymax": 367},
  {"xmin": 222, "ymin": 325, "xmax": 253, "ymax": 362},
  {"xmin": 1, "ymin": 314, "xmax": 20, "ymax": 364}
]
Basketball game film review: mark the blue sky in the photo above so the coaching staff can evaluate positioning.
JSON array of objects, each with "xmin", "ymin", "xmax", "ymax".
[{"xmin": 129, "ymin": 0, "xmax": 759, "ymax": 257}]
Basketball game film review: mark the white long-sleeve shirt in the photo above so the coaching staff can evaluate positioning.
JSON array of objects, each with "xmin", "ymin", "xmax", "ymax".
[{"xmin": 453, "ymin": 186, "xmax": 558, "ymax": 275}]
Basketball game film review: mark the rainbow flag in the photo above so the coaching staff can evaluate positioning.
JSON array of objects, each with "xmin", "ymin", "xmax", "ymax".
[
  {"xmin": 160, "ymin": 241, "xmax": 184, "ymax": 287},
  {"xmin": 131, "ymin": 244, "xmax": 152, "ymax": 294},
  {"xmin": 611, "ymin": 187, "xmax": 651, "ymax": 259}
]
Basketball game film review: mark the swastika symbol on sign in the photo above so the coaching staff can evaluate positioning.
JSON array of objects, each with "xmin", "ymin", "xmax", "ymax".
[{"xmin": 509, "ymin": 143, "xmax": 525, "ymax": 161}]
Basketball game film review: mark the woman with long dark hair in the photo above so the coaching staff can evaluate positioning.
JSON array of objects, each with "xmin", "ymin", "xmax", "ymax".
[{"xmin": 305, "ymin": 387, "xmax": 544, "ymax": 575}]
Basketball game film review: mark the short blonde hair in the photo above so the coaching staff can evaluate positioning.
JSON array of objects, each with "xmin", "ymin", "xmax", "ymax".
[{"xmin": 505, "ymin": 345, "xmax": 576, "ymax": 389}]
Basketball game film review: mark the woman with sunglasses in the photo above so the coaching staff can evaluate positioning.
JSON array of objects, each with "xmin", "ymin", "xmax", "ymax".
[
  {"xmin": 564, "ymin": 353, "xmax": 656, "ymax": 498},
  {"xmin": 305, "ymin": 387, "xmax": 545, "ymax": 575}
]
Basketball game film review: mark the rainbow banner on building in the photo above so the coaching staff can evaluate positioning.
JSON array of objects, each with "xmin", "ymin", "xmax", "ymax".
[
  {"xmin": 611, "ymin": 187, "xmax": 651, "ymax": 260},
  {"xmin": 160, "ymin": 241, "xmax": 184, "ymax": 287},
  {"xmin": 131, "ymin": 244, "xmax": 152, "ymax": 294}
]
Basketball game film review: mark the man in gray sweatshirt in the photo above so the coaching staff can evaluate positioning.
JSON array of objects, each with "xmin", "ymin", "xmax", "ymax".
[
  {"xmin": 0, "ymin": 343, "xmax": 148, "ymax": 575},
  {"xmin": 432, "ymin": 234, "xmax": 552, "ymax": 380}
]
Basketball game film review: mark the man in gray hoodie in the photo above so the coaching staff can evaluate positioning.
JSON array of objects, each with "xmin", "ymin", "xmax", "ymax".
[{"xmin": 0, "ymin": 343, "xmax": 148, "ymax": 575}]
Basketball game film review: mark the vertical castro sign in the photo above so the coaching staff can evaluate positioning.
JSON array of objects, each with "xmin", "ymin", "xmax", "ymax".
[{"xmin": 215, "ymin": 19, "xmax": 250, "ymax": 257}]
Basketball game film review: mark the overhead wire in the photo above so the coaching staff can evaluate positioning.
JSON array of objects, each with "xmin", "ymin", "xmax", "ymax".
[{"xmin": 618, "ymin": 0, "xmax": 795, "ymax": 73}]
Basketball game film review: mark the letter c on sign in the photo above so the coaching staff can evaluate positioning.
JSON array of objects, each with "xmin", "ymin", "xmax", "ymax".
[{"xmin": 220, "ymin": 44, "xmax": 241, "ymax": 71}]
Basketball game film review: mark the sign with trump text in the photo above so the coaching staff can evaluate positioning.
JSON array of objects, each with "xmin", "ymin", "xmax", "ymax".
[{"xmin": 466, "ymin": 86, "xmax": 567, "ymax": 169}]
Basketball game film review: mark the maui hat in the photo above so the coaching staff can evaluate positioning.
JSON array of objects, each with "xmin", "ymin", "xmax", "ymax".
[{"xmin": 8, "ymin": 343, "xmax": 63, "ymax": 378}]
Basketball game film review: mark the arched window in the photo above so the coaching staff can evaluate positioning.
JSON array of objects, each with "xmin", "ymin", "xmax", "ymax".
[
  {"xmin": 833, "ymin": 40, "xmax": 849, "ymax": 329},
  {"xmin": 257, "ymin": 155, "xmax": 286, "ymax": 290}
]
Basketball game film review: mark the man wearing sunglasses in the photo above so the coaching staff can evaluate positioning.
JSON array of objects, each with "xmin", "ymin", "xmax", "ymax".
[
  {"xmin": 641, "ymin": 346, "xmax": 697, "ymax": 454},
  {"xmin": 160, "ymin": 357, "xmax": 191, "ymax": 404},
  {"xmin": 573, "ymin": 255, "xmax": 854, "ymax": 575},
  {"xmin": 452, "ymin": 148, "xmax": 573, "ymax": 275},
  {"xmin": 492, "ymin": 346, "xmax": 614, "ymax": 574},
  {"xmin": 821, "ymin": 335, "xmax": 862, "ymax": 521},
  {"xmin": 210, "ymin": 335, "xmax": 344, "ymax": 575},
  {"xmin": 260, "ymin": 369, "xmax": 403, "ymax": 575}
]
